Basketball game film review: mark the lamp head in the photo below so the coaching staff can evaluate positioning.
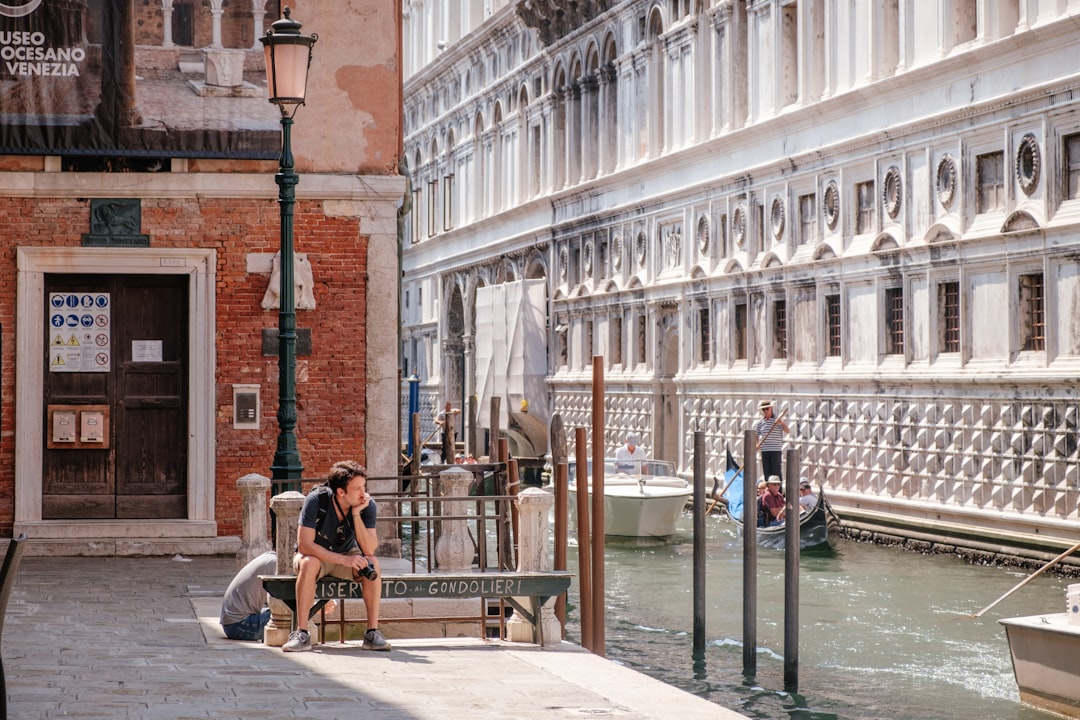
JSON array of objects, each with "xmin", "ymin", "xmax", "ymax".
[{"xmin": 260, "ymin": 7, "xmax": 317, "ymax": 117}]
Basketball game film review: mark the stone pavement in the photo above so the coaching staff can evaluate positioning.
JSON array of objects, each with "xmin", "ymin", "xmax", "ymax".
[{"xmin": 4, "ymin": 554, "xmax": 741, "ymax": 719}]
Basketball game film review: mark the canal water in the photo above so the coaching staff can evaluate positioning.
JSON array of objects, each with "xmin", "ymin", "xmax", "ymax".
[{"xmin": 559, "ymin": 513, "xmax": 1071, "ymax": 720}]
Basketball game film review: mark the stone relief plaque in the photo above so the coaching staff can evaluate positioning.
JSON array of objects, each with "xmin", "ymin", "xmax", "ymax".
[
  {"xmin": 770, "ymin": 196, "xmax": 785, "ymax": 240},
  {"xmin": 732, "ymin": 205, "xmax": 747, "ymax": 248},
  {"xmin": 823, "ymin": 181, "xmax": 840, "ymax": 230},
  {"xmin": 936, "ymin": 154, "xmax": 957, "ymax": 209},
  {"xmin": 1016, "ymin": 133, "xmax": 1040, "ymax": 196},
  {"xmin": 883, "ymin": 165, "xmax": 903, "ymax": 219}
]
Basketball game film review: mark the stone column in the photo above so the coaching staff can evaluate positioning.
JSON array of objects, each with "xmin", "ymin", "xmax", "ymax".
[
  {"xmin": 506, "ymin": 488, "xmax": 560, "ymax": 645},
  {"xmin": 265, "ymin": 491, "xmax": 304, "ymax": 647},
  {"xmin": 237, "ymin": 473, "xmax": 272, "ymax": 566},
  {"xmin": 434, "ymin": 467, "xmax": 474, "ymax": 570},
  {"xmin": 209, "ymin": 0, "xmax": 224, "ymax": 48},
  {"xmin": 251, "ymin": 0, "xmax": 266, "ymax": 50},
  {"xmin": 161, "ymin": 0, "xmax": 175, "ymax": 48}
]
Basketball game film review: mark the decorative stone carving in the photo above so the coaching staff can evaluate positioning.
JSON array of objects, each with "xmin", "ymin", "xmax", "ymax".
[
  {"xmin": 883, "ymin": 165, "xmax": 902, "ymax": 219},
  {"xmin": 635, "ymin": 229, "xmax": 647, "ymax": 266},
  {"xmin": 583, "ymin": 240, "xmax": 593, "ymax": 275},
  {"xmin": 261, "ymin": 251, "xmax": 317, "ymax": 310},
  {"xmin": 732, "ymin": 204, "xmax": 747, "ymax": 247},
  {"xmin": 936, "ymin": 154, "xmax": 957, "ymax": 209},
  {"xmin": 558, "ymin": 246, "xmax": 568, "ymax": 280},
  {"xmin": 696, "ymin": 216, "xmax": 709, "ymax": 254},
  {"xmin": 823, "ymin": 181, "xmax": 840, "ymax": 230},
  {"xmin": 612, "ymin": 234, "xmax": 622, "ymax": 270},
  {"xmin": 770, "ymin": 196, "xmax": 785, "ymax": 240},
  {"xmin": 1016, "ymin": 133, "xmax": 1040, "ymax": 196},
  {"xmin": 662, "ymin": 226, "xmax": 681, "ymax": 269}
]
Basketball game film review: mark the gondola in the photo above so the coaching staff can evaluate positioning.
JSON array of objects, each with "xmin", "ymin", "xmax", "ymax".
[{"xmin": 713, "ymin": 454, "xmax": 840, "ymax": 551}]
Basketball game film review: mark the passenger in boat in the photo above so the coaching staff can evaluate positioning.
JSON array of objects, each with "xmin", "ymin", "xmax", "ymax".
[
  {"xmin": 754, "ymin": 400, "xmax": 789, "ymax": 482},
  {"xmin": 756, "ymin": 479, "xmax": 768, "ymax": 527},
  {"xmin": 283, "ymin": 460, "xmax": 391, "ymax": 654},
  {"xmin": 615, "ymin": 432, "xmax": 647, "ymax": 473},
  {"xmin": 798, "ymin": 479, "xmax": 817, "ymax": 514},
  {"xmin": 761, "ymin": 476, "xmax": 786, "ymax": 526}
]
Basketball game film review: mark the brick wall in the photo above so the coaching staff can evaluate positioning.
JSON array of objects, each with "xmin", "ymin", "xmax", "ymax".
[{"xmin": 0, "ymin": 196, "xmax": 370, "ymax": 538}]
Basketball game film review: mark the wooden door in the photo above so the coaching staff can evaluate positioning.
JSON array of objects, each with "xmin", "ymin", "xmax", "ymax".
[{"xmin": 43, "ymin": 275, "xmax": 189, "ymax": 519}]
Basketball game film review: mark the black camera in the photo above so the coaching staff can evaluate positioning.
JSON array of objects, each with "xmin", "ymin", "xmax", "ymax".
[{"xmin": 355, "ymin": 563, "xmax": 378, "ymax": 581}]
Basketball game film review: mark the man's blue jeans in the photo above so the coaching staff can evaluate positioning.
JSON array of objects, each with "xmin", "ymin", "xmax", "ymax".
[{"xmin": 222, "ymin": 608, "xmax": 271, "ymax": 641}]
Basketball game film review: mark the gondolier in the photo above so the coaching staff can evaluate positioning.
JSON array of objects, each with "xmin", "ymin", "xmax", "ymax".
[{"xmin": 754, "ymin": 400, "xmax": 788, "ymax": 481}]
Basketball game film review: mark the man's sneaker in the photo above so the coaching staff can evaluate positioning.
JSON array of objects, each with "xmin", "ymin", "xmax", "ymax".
[
  {"xmin": 362, "ymin": 628, "xmax": 391, "ymax": 651},
  {"xmin": 282, "ymin": 629, "xmax": 311, "ymax": 652}
]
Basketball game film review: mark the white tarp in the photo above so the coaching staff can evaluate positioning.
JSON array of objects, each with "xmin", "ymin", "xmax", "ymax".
[{"xmin": 474, "ymin": 279, "xmax": 547, "ymax": 433}]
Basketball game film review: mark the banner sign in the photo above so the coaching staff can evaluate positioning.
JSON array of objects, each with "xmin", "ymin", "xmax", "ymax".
[{"xmin": 0, "ymin": 1, "xmax": 279, "ymax": 158}]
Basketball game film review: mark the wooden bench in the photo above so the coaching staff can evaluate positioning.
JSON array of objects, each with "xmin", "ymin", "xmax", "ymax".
[{"xmin": 261, "ymin": 571, "xmax": 572, "ymax": 645}]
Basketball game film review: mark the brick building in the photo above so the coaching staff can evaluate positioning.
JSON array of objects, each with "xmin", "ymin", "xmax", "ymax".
[{"xmin": 0, "ymin": 1, "xmax": 405, "ymax": 554}]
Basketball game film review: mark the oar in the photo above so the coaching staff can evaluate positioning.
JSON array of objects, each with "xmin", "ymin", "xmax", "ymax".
[{"xmin": 968, "ymin": 539, "xmax": 1080, "ymax": 618}]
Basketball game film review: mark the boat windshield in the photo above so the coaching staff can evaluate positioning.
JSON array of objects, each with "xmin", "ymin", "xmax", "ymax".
[{"xmin": 566, "ymin": 459, "xmax": 677, "ymax": 478}]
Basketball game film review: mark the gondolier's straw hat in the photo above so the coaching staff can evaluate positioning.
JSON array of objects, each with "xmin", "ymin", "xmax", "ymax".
[
  {"xmin": 758, "ymin": 399, "xmax": 773, "ymax": 411},
  {"xmin": 767, "ymin": 475, "xmax": 781, "ymax": 485}
]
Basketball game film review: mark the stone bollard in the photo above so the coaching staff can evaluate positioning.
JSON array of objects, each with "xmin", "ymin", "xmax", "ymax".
[
  {"xmin": 264, "ymin": 491, "xmax": 304, "ymax": 647},
  {"xmin": 434, "ymin": 466, "xmax": 474, "ymax": 571},
  {"xmin": 236, "ymin": 473, "xmax": 272, "ymax": 567},
  {"xmin": 506, "ymin": 487, "xmax": 561, "ymax": 645}
]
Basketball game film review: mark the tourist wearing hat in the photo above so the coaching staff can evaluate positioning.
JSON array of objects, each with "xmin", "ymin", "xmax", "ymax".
[
  {"xmin": 614, "ymin": 432, "xmax": 647, "ymax": 473},
  {"xmin": 754, "ymin": 400, "xmax": 789, "ymax": 483},
  {"xmin": 761, "ymin": 476, "xmax": 786, "ymax": 526},
  {"xmin": 798, "ymin": 479, "xmax": 817, "ymax": 515},
  {"xmin": 755, "ymin": 479, "xmax": 769, "ymax": 527}
]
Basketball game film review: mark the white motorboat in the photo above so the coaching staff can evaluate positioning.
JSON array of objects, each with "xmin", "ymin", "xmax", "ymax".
[
  {"xmin": 564, "ymin": 459, "xmax": 692, "ymax": 538},
  {"xmin": 1000, "ymin": 605, "xmax": 1080, "ymax": 719}
]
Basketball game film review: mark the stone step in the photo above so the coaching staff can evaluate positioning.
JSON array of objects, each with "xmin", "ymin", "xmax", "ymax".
[{"xmin": 22, "ymin": 536, "xmax": 242, "ymax": 558}]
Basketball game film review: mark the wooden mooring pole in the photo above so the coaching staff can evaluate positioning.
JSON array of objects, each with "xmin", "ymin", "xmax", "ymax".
[
  {"xmin": 783, "ymin": 447, "xmax": 800, "ymax": 690},
  {"xmin": 692, "ymin": 431, "xmax": 706, "ymax": 654},
  {"xmin": 590, "ymin": 355, "xmax": 606, "ymax": 656},
  {"xmin": 574, "ymin": 427, "xmax": 593, "ymax": 651},
  {"xmin": 742, "ymin": 428, "xmax": 757, "ymax": 671}
]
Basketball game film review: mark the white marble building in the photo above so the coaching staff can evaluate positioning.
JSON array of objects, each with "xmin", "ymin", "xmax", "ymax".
[{"xmin": 402, "ymin": 0, "xmax": 1080, "ymax": 556}]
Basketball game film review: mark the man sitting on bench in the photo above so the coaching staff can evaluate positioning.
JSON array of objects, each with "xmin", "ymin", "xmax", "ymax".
[{"xmin": 282, "ymin": 460, "xmax": 391, "ymax": 653}]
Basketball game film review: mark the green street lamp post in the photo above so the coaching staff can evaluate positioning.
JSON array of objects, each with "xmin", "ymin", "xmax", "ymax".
[{"xmin": 261, "ymin": 7, "xmax": 317, "ymax": 487}]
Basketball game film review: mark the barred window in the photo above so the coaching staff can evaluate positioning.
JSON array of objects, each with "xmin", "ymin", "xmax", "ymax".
[
  {"xmin": 885, "ymin": 287, "xmax": 904, "ymax": 355},
  {"xmin": 938, "ymin": 281, "xmax": 960, "ymax": 353},
  {"xmin": 1066, "ymin": 133, "xmax": 1080, "ymax": 200},
  {"xmin": 1020, "ymin": 273, "xmax": 1045, "ymax": 351},
  {"xmin": 734, "ymin": 302, "xmax": 747, "ymax": 360},
  {"xmin": 856, "ymin": 181, "xmax": 875, "ymax": 234},
  {"xmin": 774, "ymin": 300, "xmax": 787, "ymax": 359},
  {"xmin": 826, "ymin": 294, "xmax": 841, "ymax": 357},
  {"xmin": 584, "ymin": 320, "xmax": 594, "ymax": 363},
  {"xmin": 976, "ymin": 151, "xmax": 1004, "ymax": 213},
  {"xmin": 698, "ymin": 307, "xmax": 711, "ymax": 363}
]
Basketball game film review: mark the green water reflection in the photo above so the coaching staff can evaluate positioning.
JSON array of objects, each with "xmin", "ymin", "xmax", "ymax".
[{"xmin": 560, "ymin": 513, "xmax": 1068, "ymax": 720}]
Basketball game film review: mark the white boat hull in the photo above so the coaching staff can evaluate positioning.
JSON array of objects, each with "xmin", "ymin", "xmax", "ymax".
[
  {"xmin": 568, "ymin": 480, "xmax": 692, "ymax": 538},
  {"xmin": 1000, "ymin": 613, "xmax": 1080, "ymax": 719}
]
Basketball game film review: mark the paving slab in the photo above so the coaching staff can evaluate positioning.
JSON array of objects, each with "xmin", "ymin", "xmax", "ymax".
[{"xmin": 4, "ymin": 555, "xmax": 741, "ymax": 719}]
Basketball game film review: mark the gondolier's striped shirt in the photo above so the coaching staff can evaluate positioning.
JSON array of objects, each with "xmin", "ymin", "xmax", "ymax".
[{"xmin": 754, "ymin": 419, "xmax": 784, "ymax": 451}]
